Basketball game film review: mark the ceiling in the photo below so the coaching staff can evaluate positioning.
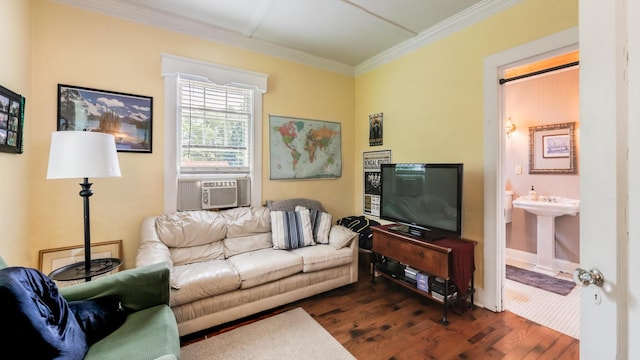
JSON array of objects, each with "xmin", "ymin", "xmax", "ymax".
[{"xmin": 54, "ymin": 0, "xmax": 519, "ymax": 74}]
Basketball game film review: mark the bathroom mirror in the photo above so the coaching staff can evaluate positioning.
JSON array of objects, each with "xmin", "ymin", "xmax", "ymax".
[{"xmin": 528, "ymin": 122, "xmax": 577, "ymax": 174}]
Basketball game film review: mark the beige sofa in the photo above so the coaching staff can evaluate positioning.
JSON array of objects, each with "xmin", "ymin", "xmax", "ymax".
[{"xmin": 136, "ymin": 206, "xmax": 359, "ymax": 336}]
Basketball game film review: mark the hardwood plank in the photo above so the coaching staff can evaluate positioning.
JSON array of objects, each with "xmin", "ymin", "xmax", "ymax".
[{"xmin": 181, "ymin": 265, "xmax": 579, "ymax": 359}]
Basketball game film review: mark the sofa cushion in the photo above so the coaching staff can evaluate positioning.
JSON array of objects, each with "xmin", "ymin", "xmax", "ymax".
[
  {"xmin": 328, "ymin": 225, "xmax": 358, "ymax": 249},
  {"xmin": 223, "ymin": 232, "xmax": 273, "ymax": 258},
  {"xmin": 170, "ymin": 260, "xmax": 241, "ymax": 306},
  {"xmin": 296, "ymin": 206, "xmax": 332, "ymax": 244},
  {"xmin": 227, "ymin": 248, "xmax": 303, "ymax": 289},
  {"xmin": 270, "ymin": 209, "xmax": 315, "ymax": 249},
  {"xmin": 221, "ymin": 206, "xmax": 272, "ymax": 238},
  {"xmin": 290, "ymin": 244, "xmax": 354, "ymax": 272},
  {"xmin": 0, "ymin": 267, "xmax": 88, "ymax": 359},
  {"xmin": 155, "ymin": 211, "xmax": 227, "ymax": 248},
  {"xmin": 169, "ymin": 241, "xmax": 225, "ymax": 266}
]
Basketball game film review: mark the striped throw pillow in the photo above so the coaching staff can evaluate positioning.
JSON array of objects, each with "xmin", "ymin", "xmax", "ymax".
[
  {"xmin": 296, "ymin": 206, "xmax": 332, "ymax": 244},
  {"xmin": 270, "ymin": 209, "xmax": 315, "ymax": 249}
]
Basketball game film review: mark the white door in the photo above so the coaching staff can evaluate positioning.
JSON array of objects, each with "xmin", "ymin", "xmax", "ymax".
[
  {"xmin": 579, "ymin": 0, "xmax": 637, "ymax": 358},
  {"xmin": 484, "ymin": 1, "xmax": 637, "ymax": 356}
]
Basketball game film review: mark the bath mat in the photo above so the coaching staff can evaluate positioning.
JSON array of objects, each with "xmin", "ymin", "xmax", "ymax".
[{"xmin": 506, "ymin": 265, "xmax": 576, "ymax": 296}]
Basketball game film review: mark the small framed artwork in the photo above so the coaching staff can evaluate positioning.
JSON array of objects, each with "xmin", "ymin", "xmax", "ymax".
[
  {"xmin": 542, "ymin": 134, "xmax": 570, "ymax": 158},
  {"xmin": 0, "ymin": 84, "xmax": 25, "ymax": 154},
  {"xmin": 529, "ymin": 122, "xmax": 577, "ymax": 174},
  {"xmin": 38, "ymin": 240, "xmax": 123, "ymax": 276},
  {"xmin": 369, "ymin": 113, "xmax": 383, "ymax": 146},
  {"xmin": 57, "ymin": 84, "xmax": 153, "ymax": 153}
]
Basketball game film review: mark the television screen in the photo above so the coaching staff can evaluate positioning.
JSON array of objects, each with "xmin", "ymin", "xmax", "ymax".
[{"xmin": 379, "ymin": 163, "xmax": 463, "ymax": 240}]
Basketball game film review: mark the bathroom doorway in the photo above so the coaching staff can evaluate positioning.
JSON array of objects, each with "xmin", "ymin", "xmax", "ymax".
[{"xmin": 501, "ymin": 51, "xmax": 580, "ymax": 339}]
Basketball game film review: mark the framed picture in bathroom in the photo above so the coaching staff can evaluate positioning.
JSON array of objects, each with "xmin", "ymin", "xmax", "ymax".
[
  {"xmin": 528, "ymin": 122, "xmax": 576, "ymax": 174},
  {"xmin": 542, "ymin": 134, "xmax": 570, "ymax": 158}
]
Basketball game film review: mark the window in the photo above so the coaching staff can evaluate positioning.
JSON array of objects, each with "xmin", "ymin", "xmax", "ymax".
[
  {"xmin": 179, "ymin": 79, "xmax": 252, "ymax": 174},
  {"xmin": 162, "ymin": 54, "xmax": 268, "ymax": 213}
]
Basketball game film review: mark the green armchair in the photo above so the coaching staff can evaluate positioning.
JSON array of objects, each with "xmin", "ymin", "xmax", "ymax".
[{"xmin": 0, "ymin": 258, "xmax": 180, "ymax": 360}]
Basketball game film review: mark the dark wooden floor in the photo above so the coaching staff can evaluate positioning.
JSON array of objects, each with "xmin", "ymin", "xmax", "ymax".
[{"xmin": 181, "ymin": 264, "xmax": 579, "ymax": 359}]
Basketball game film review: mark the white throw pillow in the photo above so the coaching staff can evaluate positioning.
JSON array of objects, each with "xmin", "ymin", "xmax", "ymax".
[
  {"xmin": 270, "ymin": 209, "xmax": 315, "ymax": 249},
  {"xmin": 328, "ymin": 225, "xmax": 358, "ymax": 249}
]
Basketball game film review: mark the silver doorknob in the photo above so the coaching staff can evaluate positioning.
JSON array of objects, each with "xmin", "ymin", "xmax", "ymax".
[{"xmin": 574, "ymin": 267, "xmax": 605, "ymax": 287}]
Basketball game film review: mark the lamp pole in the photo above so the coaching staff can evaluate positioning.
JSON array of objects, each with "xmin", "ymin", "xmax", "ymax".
[{"xmin": 79, "ymin": 178, "xmax": 93, "ymax": 279}]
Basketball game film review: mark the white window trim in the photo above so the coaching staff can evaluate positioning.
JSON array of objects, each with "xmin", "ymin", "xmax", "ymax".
[{"xmin": 162, "ymin": 54, "xmax": 268, "ymax": 213}]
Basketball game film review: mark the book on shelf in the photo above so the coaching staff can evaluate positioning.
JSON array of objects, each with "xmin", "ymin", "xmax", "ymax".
[
  {"xmin": 429, "ymin": 277, "xmax": 458, "ymax": 296},
  {"xmin": 404, "ymin": 265, "xmax": 418, "ymax": 280}
]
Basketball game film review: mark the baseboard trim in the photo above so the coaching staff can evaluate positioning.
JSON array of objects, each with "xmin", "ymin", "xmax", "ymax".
[{"xmin": 505, "ymin": 248, "xmax": 579, "ymax": 275}]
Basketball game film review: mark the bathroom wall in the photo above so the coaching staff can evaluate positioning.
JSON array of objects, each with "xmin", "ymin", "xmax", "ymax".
[{"xmin": 504, "ymin": 66, "xmax": 580, "ymax": 263}]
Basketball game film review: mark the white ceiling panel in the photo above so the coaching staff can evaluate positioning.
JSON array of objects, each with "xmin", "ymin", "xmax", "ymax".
[{"xmin": 252, "ymin": 0, "xmax": 415, "ymax": 65}]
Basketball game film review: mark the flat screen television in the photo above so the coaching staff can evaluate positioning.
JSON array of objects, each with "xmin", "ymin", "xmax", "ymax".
[{"xmin": 379, "ymin": 163, "xmax": 463, "ymax": 241}]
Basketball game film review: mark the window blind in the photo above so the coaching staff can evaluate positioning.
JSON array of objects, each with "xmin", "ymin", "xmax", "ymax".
[{"xmin": 178, "ymin": 78, "xmax": 253, "ymax": 174}]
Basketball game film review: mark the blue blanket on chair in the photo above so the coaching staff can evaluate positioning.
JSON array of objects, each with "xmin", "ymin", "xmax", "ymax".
[
  {"xmin": 0, "ymin": 267, "xmax": 127, "ymax": 359},
  {"xmin": 0, "ymin": 267, "xmax": 87, "ymax": 359}
]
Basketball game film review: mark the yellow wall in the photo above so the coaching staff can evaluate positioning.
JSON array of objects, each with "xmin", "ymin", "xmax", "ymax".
[
  {"xmin": 28, "ymin": 0, "xmax": 354, "ymax": 269},
  {"xmin": 0, "ymin": 1, "xmax": 31, "ymax": 266},
  {"xmin": 354, "ymin": 0, "xmax": 578, "ymax": 287},
  {"xmin": 4, "ymin": 0, "xmax": 578, "ymax": 289}
]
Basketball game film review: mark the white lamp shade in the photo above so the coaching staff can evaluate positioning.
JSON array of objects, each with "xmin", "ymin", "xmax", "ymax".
[{"xmin": 47, "ymin": 131, "xmax": 122, "ymax": 179}]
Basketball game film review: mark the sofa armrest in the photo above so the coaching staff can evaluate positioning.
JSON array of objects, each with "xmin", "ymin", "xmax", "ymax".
[
  {"xmin": 136, "ymin": 216, "xmax": 173, "ymax": 268},
  {"xmin": 59, "ymin": 262, "xmax": 171, "ymax": 312}
]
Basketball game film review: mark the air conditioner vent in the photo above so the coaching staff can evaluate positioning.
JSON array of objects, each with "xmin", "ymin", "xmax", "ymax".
[
  {"xmin": 202, "ymin": 180, "xmax": 237, "ymax": 209},
  {"xmin": 177, "ymin": 177, "xmax": 251, "ymax": 211}
]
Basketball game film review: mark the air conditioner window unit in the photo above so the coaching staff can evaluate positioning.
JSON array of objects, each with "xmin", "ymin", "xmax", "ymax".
[{"xmin": 177, "ymin": 177, "xmax": 250, "ymax": 211}]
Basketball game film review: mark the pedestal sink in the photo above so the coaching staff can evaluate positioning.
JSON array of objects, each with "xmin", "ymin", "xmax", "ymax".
[{"xmin": 512, "ymin": 196, "xmax": 580, "ymax": 276}]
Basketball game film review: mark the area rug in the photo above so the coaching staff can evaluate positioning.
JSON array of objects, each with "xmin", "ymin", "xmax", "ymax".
[
  {"xmin": 506, "ymin": 265, "xmax": 576, "ymax": 296},
  {"xmin": 180, "ymin": 308, "xmax": 356, "ymax": 360}
]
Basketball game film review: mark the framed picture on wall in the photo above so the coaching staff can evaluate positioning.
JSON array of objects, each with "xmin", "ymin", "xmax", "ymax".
[
  {"xmin": 0, "ymin": 84, "xmax": 25, "ymax": 154},
  {"xmin": 542, "ymin": 134, "xmax": 570, "ymax": 158},
  {"xmin": 57, "ymin": 84, "xmax": 153, "ymax": 153},
  {"xmin": 529, "ymin": 122, "xmax": 576, "ymax": 174}
]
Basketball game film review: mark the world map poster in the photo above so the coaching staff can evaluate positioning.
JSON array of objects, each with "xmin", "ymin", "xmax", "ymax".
[{"xmin": 269, "ymin": 115, "xmax": 342, "ymax": 180}]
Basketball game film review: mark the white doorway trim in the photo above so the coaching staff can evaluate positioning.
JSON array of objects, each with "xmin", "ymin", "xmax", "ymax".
[{"xmin": 482, "ymin": 27, "xmax": 578, "ymax": 312}]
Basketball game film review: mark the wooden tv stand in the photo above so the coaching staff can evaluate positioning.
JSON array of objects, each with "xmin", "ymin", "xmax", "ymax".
[{"xmin": 370, "ymin": 224, "xmax": 476, "ymax": 325}]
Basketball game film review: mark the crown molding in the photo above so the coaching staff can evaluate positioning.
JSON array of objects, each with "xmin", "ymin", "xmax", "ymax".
[
  {"xmin": 355, "ymin": 0, "xmax": 524, "ymax": 76},
  {"xmin": 51, "ymin": 0, "xmax": 356, "ymax": 76},
  {"xmin": 52, "ymin": 0, "xmax": 522, "ymax": 77}
]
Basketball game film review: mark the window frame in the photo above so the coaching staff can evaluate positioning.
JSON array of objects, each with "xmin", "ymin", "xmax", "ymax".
[{"xmin": 162, "ymin": 54, "xmax": 267, "ymax": 213}]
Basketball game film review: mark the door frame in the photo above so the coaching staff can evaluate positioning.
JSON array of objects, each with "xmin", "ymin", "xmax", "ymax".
[{"xmin": 482, "ymin": 27, "xmax": 578, "ymax": 312}]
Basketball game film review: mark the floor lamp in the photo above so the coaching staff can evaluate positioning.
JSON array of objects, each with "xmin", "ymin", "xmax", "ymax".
[{"xmin": 46, "ymin": 131, "xmax": 122, "ymax": 281}]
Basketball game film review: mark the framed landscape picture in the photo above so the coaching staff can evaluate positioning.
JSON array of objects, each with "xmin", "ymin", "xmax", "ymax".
[
  {"xmin": 0, "ymin": 84, "xmax": 25, "ymax": 154},
  {"xmin": 57, "ymin": 84, "xmax": 153, "ymax": 153}
]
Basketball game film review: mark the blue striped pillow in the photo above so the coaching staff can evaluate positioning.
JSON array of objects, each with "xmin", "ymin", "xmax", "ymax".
[
  {"xmin": 270, "ymin": 209, "xmax": 315, "ymax": 249},
  {"xmin": 296, "ymin": 206, "xmax": 332, "ymax": 244}
]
